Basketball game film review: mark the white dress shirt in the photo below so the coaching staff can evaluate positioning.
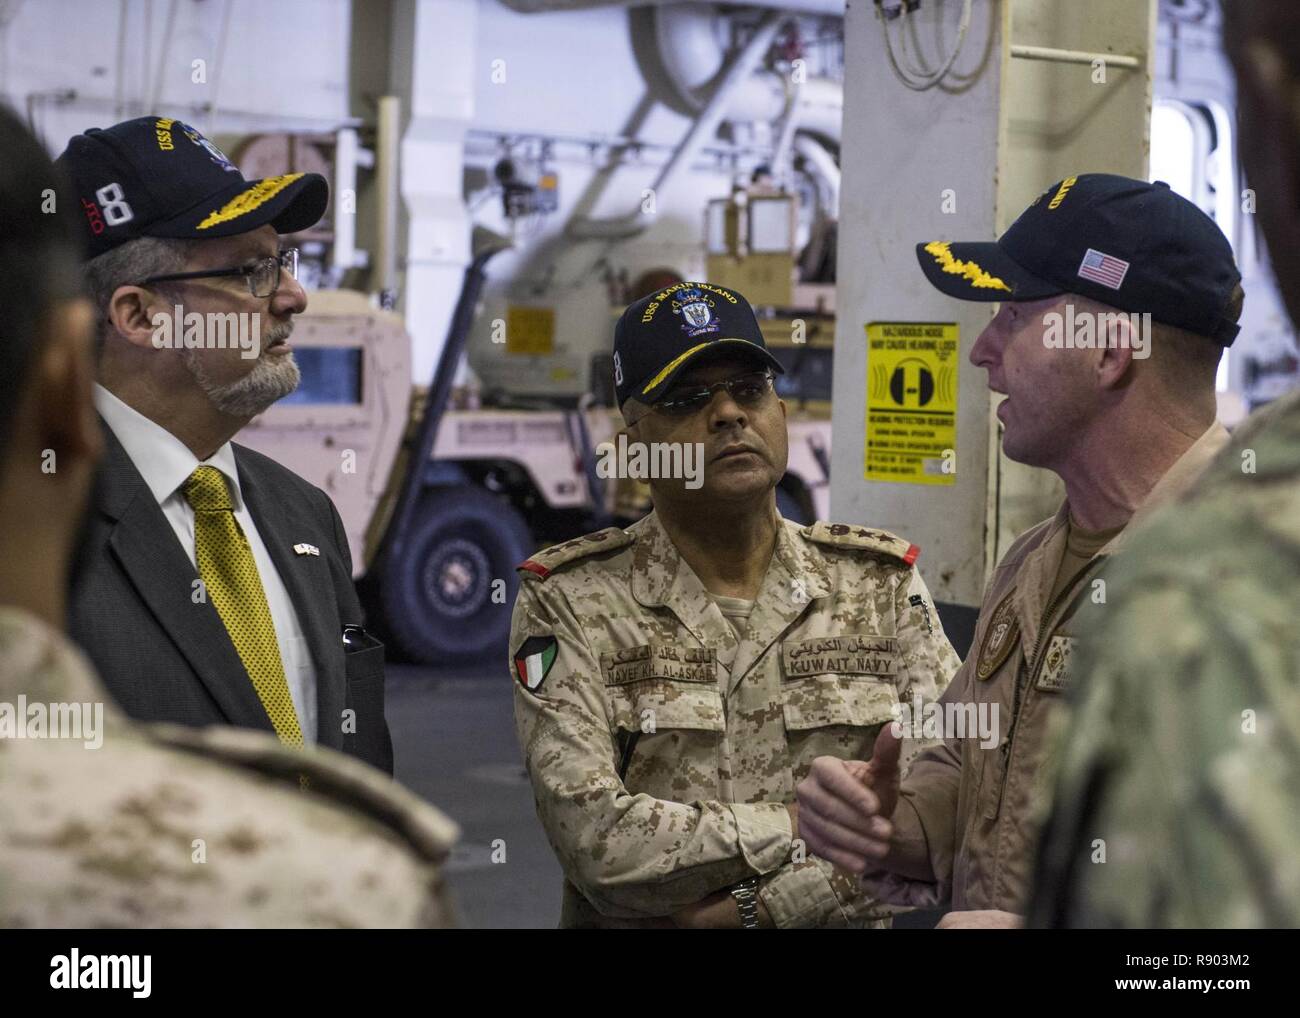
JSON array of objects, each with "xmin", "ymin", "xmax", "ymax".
[{"xmin": 95, "ymin": 384, "xmax": 318, "ymax": 742}]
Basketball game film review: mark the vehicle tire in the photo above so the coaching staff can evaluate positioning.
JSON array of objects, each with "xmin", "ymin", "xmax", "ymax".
[
  {"xmin": 776, "ymin": 482, "xmax": 811, "ymax": 525},
  {"xmin": 378, "ymin": 485, "xmax": 533, "ymax": 666}
]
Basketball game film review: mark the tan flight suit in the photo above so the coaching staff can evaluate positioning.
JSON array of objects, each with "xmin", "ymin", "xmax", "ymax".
[{"xmin": 864, "ymin": 423, "xmax": 1231, "ymax": 913}]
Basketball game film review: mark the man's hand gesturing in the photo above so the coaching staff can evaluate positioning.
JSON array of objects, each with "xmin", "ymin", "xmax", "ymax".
[{"xmin": 795, "ymin": 724, "xmax": 903, "ymax": 874}]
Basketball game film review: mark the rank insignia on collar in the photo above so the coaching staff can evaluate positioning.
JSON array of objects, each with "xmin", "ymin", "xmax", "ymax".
[{"xmin": 976, "ymin": 590, "xmax": 1020, "ymax": 680}]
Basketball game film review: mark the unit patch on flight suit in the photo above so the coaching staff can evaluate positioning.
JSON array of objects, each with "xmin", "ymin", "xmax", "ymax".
[{"xmin": 976, "ymin": 590, "xmax": 1020, "ymax": 680}]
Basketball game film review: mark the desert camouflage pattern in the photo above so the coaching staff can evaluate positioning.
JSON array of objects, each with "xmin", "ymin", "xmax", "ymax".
[
  {"xmin": 0, "ymin": 607, "xmax": 459, "ymax": 928},
  {"xmin": 1030, "ymin": 389, "xmax": 1300, "ymax": 928},
  {"xmin": 510, "ymin": 509, "xmax": 959, "ymax": 928}
]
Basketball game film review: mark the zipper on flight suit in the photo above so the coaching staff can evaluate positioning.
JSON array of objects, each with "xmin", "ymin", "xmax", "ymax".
[{"xmin": 987, "ymin": 556, "xmax": 1108, "ymax": 820}]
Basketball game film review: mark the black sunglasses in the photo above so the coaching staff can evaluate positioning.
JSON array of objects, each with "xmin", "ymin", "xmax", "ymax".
[
  {"xmin": 137, "ymin": 248, "xmax": 299, "ymax": 299},
  {"xmin": 633, "ymin": 369, "xmax": 775, "ymax": 424}
]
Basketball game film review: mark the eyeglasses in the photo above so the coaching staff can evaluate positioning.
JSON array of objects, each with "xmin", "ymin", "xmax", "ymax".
[
  {"xmin": 631, "ymin": 369, "xmax": 775, "ymax": 425},
  {"xmin": 137, "ymin": 248, "xmax": 299, "ymax": 299}
]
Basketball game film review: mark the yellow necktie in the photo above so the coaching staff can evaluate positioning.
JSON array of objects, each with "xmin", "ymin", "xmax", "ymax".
[{"xmin": 183, "ymin": 465, "xmax": 304, "ymax": 748}]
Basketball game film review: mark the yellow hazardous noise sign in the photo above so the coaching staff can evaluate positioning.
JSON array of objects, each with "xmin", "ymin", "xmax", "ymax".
[{"xmin": 865, "ymin": 322, "xmax": 959, "ymax": 486}]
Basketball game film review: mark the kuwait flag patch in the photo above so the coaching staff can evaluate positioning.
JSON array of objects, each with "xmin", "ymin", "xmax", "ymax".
[{"xmin": 513, "ymin": 635, "xmax": 558, "ymax": 692}]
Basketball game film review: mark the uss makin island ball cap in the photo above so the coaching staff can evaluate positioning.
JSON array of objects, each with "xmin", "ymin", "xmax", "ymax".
[
  {"xmin": 915, "ymin": 172, "xmax": 1243, "ymax": 346},
  {"xmin": 613, "ymin": 281, "xmax": 785, "ymax": 408},
  {"xmin": 55, "ymin": 115, "xmax": 329, "ymax": 259}
]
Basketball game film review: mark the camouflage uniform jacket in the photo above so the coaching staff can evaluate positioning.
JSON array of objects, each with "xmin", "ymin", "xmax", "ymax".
[
  {"xmin": 1030, "ymin": 390, "xmax": 1300, "ymax": 927},
  {"xmin": 865, "ymin": 422, "xmax": 1230, "ymax": 914},
  {"xmin": 0, "ymin": 606, "xmax": 459, "ymax": 928},
  {"xmin": 510, "ymin": 509, "xmax": 960, "ymax": 928}
]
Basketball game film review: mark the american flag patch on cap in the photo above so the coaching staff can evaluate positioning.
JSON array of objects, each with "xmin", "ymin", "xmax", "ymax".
[{"xmin": 1077, "ymin": 248, "xmax": 1130, "ymax": 290}]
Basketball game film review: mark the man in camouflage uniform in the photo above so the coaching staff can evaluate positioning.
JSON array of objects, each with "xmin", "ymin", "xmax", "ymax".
[
  {"xmin": 796, "ymin": 175, "xmax": 1242, "ymax": 926},
  {"xmin": 1029, "ymin": 0, "xmax": 1300, "ymax": 928},
  {"xmin": 510, "ymin": 283, "xmax": 959, "ymax": 928},
  {"xmin": 0, "ymin": 104, "xmax": 457, "ymax": 929}
]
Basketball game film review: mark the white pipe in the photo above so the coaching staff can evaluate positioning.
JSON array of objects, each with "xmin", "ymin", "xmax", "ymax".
[
  {"xmin": 205, "ymin": 0, "xmax": 234, "ymax": 133},
  {"xmin": 650, "ymin": 2, "xmax": 730, "ymax": 111},
  {"xmin": 1009, "ymin": 44, "xmax": 1141, "ymax": 69},
  {"xmin": 652, "ymin": 4, "xmax": 842, "ymax": 143},
  {"xmin": 771, "ymin": 76, "xmax": 802, "ymax": 183},
  {"xmin": 148, "ymin": 0, "xmax": 179, "ymax": 112},
  {"xmin": 375, "ymin": 95, "xmax": 400, "ymax": 303},
  {"xmin": 568, "ymin": 9, "xmax": 786, "ymax": 240},
  {"xmin": 333, "ymin": 127, "xmax": 362, "ymax": 276},
  {"xmin": 794, "ymin": 132, "xmax": 839, "ymax": 212}
]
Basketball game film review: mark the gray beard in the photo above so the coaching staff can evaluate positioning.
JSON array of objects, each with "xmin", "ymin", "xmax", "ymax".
[{"xmin": 181, "ymin": 324, "xmax": 301, "ymax": 418}]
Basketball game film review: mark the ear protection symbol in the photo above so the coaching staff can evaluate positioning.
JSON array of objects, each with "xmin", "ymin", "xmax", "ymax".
[{"xmin": 889, "ymin": 359, "xmax": 935, "ymax": 407}]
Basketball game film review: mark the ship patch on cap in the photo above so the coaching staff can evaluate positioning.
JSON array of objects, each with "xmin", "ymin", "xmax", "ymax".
[
  {"xmin": 673, "ymin": 287, "xmax": 720, "ymax": 338},
  {"xmin": 612, "ymin": 280, "xmax": 783, "ymax": 407}
]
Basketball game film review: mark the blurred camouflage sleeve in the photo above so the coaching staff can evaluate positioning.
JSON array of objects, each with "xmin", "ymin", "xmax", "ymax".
[
  {"xmin": 761, "ymin": 567, "xmax": 962, "ymax": 927},
  {"xmin": 1030, "ymin": 561, "xmax": 1300, "ymax": 928},
  {"xmin": 510, "ymin": 580, "xmax": 794, "ymax": 919}
]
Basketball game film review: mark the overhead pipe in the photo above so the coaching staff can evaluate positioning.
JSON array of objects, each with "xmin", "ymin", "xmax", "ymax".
[
  {"xmin": 641, "ymin": 3, "xmax": 843, "ymax": 143},
  {"xmin": 793, "ymin": 132, "xmax": 839, "ymax": 212},
  {"xmin": 567, "ymin": 9, "xmax": 786, "ymax": 240}
]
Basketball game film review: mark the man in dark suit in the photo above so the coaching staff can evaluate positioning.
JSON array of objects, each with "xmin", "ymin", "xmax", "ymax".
[{"xmin": 58, "ymin": 116, "xmax": 392, "ymax": 773}]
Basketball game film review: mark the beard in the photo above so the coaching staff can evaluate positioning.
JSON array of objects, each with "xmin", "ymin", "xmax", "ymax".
[{"xmin": 181, "ymin": 321, "xmax": 301, "ymax": 418}]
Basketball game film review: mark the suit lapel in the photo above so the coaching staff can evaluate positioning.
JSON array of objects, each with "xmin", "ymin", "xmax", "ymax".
[
  {"xmin": 98, "ymin": 424, "xmax": 274, "ymax": 732},
  {"xmin": 235, "ymin": 447, "xmax": 345, "ymax": 751}
]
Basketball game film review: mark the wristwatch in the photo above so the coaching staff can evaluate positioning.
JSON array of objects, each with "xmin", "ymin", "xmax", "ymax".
[{"xmin": 730, "ymin": 877, "xmax": 762, "ymax": 929}]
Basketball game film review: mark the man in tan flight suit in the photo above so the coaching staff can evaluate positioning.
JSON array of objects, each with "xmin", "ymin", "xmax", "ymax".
[
  {"xmin": 796, "ymin": 175, "xmax": 1242, "ymax": 927},
  {"xmin": 510, "ymin": 283, "xmax": 960, "ymax": 928}
]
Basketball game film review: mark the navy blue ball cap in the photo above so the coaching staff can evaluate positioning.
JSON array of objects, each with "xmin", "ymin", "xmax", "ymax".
[
  {"xmin": 55, "ymin": 115, "xmax": 328, "ymax": 260},
  {"xmin": 613, "ymin": 282, "xmax": 783, "ymax": 408},
  {"xmin": 916, "ymin": 173, "xmax": 1243, "ymax": 346}
]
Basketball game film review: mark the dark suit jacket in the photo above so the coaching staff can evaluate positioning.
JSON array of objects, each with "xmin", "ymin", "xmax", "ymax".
[{"xmin": 70, "ymin": 422, "xmax": 394, "ymax": 774}]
